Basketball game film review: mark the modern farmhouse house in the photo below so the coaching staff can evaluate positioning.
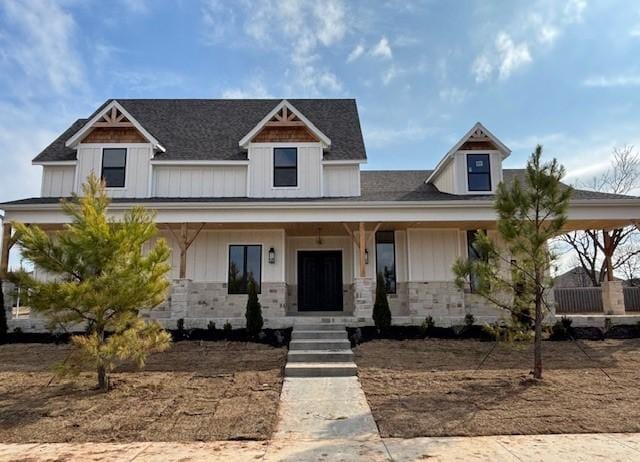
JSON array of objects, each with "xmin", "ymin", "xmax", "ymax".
[{"xmin": 2, "ymin": 98, "xmax": 639, "ymax": 331}]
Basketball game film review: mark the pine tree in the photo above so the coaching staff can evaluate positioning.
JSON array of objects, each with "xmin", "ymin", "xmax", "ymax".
[
  {"xmin": 373, "ymin": 273, "xmax": 392, "ymax": 331},
  {"xmin": 11, "ymin": 174, "xmax": 172, "ymax": 391},
  {"xmin": 245, "ymin": 278, "xmax": 263, "ymax": 336},
  {"xmin": 453, "ymin": 146, "xmax": 572, "ymax": 379}
]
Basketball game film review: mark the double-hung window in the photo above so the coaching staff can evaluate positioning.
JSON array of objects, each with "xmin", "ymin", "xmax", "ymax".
[
  {"xmin": 101, "ymin": 148, "xmax": 127, "ymax": 188},
  {"xmin": 375, "ymin": 231, "xmax": 397, "ymax": 294},
  {"xmin": 273, "ymin": 147, "xmax": 297, "ymax": 187},
  {"xmin": 228, "ymin": 245, "xmax": 262, "ymax": 294},
  {"xmin": 466, "ymin": 153, "xmax": 491, "ymax": 192}
]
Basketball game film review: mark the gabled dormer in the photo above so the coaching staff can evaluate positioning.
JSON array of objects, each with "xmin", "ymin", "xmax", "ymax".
[{"xmin": 427, "ymin": 122, "xmax": 511, "ymax": 195}]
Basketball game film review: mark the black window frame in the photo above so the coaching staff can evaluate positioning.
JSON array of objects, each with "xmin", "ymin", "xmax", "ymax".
[
  {"xmin": 375, "ymin": 230, "xmax": 397, "ymax": 294},
  {"xmin": 466, "ymin": 153, "xmax": 492, "ymax": 192},
  {"xmin": 466, "ymin": 230, "xmax": 488, "ymax": 292},
  {"xmin": 227, "ymin": 244, "xmax": 262, "ymax": 295},
  {"xmin": 101, "ymin": 148, "xmax": 127, "ymax": 188},
  {"xmin": 273, "ymin": 147, "xmax": 298, "ymax": 187}
]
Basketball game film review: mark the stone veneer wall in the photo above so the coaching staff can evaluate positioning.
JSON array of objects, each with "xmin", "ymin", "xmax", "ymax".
[
  {"xmin": 388, "ymin": 282, "xmax": 410, "ymax": 316},
  {"xmin": 407, "ymin": 281, "xmax": 465, "ymax": 323}
]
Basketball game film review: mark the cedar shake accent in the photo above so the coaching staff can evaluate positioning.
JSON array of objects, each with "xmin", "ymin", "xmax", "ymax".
[
  {"xmin": 252, "ymin": 125, "xmax": 319, "ymax": 143},
  {"xmin": 82, "ymin": 127, "xmax": 148, "ymax": 143},
  {"xmin": 459, "ymin": 140, "xmax": 498, "ymax": 150}
]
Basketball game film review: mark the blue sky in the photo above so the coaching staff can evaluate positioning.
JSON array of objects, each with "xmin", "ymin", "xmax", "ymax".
[{"xmin": 1, "ymin": 0, "xmax": 640, "ymax": 204}]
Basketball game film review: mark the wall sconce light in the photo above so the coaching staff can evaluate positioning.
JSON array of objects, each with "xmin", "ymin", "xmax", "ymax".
[
  {"xmin": 365, "ymin": 249, "xmax": 369, "ymax": 265},
  {"xmin": 268, "ymin": 247, "xmax": 276, "ymax": 264}
]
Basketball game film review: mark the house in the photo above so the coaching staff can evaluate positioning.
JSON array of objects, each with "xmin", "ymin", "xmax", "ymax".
[
  {"xmin": 2, "ymin": 98, "xmax": 639, "ymax": 331},
  {"xmin": 553, "ymin": 266, "xmax": 620, "ymax": 288}
]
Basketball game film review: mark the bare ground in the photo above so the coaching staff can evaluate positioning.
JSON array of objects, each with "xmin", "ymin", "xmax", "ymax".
[
  {"xmin": 0, "ymin": 341, "xmax": 286, "ymax": 443},
  {"xmin": 355, "ymin": 339, "xmax": 640, "ymax": 438}
]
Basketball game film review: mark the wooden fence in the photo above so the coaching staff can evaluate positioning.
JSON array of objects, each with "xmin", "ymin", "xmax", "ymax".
[
  {"xmin": 555, "ymin": 287, "xmax": 603, "ymax": 314},
  {"xmin": 624, "ymin": 287, "xmax": 640, "ymax": 312}
]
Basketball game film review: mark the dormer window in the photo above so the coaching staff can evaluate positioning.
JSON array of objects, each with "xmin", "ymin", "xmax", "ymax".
[
  {"xmin": 467, "ymin": 153, "xmax": 491, "ymax": 192},
  {"xmin": 273, "ymin": 147, "xmax": 298, "ymax": 187},
  {"xmin": 101, "ymin": 148, "xmax": 127, "ymax": 188}
]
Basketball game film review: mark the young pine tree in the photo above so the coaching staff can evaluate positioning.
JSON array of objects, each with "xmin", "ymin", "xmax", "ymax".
[
  {"xmin": 245, "ymin": 277, "xmax": 263, "ymax": 336},
  {"xmin": 373, "ymin": 273, "xmax": 392, "ymax": 332},
  {"xmin": 12, "ymin": 174, "xmax": 172, "ymax": 391},
  {"xmin": 453, "ymin": 146, "xmax": 572, "ymax": 379}
]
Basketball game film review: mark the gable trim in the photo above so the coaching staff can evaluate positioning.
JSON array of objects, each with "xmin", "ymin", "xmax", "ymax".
[
  {"xmin": 426, "ymin": 122, "xmax": 511, "ymax": 184},
  {"xmin": 239, "ymin": 99, "xmax": 331, "ymax": 148},
  {"xmin": 65, "ymin": 100, "xmax": 166, "ymax": 152}
]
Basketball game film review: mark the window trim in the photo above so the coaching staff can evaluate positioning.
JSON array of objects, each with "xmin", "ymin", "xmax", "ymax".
[
  {"xmin": 227, "ymin": 244, "xmax": 262, "ymax": 295},
  {"xmin": 101, "ymin": 148, "xmax": 128, "ymax": 189},
  {"xmin": 375, "ymin": 230, "xmax": 397, "ymax": 295},
  {"xmin": 273, "ymin": 147, "xmax": 299, "ymax": 188},
  {"xmin": 466, "ymin": 153, "xmax": 492, "ymax": 193}
]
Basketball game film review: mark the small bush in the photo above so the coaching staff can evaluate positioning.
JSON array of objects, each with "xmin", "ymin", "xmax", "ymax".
[
  {"xmin": 223, "ymin": 321, "xmax": 232, "ymax": 332},
  {"xmin": 550, "ymin": 316, "xmax": 573, "ymax": 341},
  {"xmin": 419, "ymin": 316, "xmax": 435, "ymax": 337},
  {"xmin": 207, "ymin": 321, "xmax": 216, "ymax": 332},
  {"xmin": 245, "ymin": 279, "xmax": 264, "ymax": 336},
  {"xmin": 373, "ymin": 274, "xmax": 392, "ymax": 331},
  {"xmin": 464, "ymin": 314, "xmax": 475, "ymax": 327},
  {"xmin": 176, "ymin": 318, "xmax": 185, "ymax": 333}
]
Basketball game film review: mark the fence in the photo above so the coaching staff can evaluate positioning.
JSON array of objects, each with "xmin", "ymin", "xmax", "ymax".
[
  {"xmin": 555, "ymin": 287, "xmax": 603, "ymax": 314},
  {"xmin": 624, "ymin": 287, "xmax": 640, "ymax": 312}
]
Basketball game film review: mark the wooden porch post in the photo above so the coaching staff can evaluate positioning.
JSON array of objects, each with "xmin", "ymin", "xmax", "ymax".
[
  {"xmin": 603, "ymin": 230, "xmax": 614, "ymax": 282},
  {"xmin": 1, "ymin": 223, "xmax": 12, "ymax": 278},
  {"xmin": 359, "ymin": 222, "xmax": 366, "ymax": 277},
  {"xmin": 165, "ymin": 223, "xmax": 206, "ymax": 279}
]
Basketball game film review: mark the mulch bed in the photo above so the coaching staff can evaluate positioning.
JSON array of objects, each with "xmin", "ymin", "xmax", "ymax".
[
  {"xmin": 0, "ymin": 341, "xmax": 286, "ymax": 443},
  {"xmin": 355, "ymin": 338, "xmax": 640, "ymax": 438}
]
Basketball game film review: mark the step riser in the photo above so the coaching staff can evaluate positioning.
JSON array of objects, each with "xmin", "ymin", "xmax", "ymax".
[
  {"xmin": 292, "ymin": 331, "xmax": 348, "ymax": 340},
  {"xmin": 292, "ymin": 324, "xmax": 346, "ymax": 331},
  {"xmin": 290, "ymin": 341, "xmax": 351, "ymax": 351},
  {"xmin": 285, "ymin": 366, "xmax": 357, "ymax": 378},
  {"xmin": 288, "ymin": 352, "xmax": 354, "ymax": 362}
]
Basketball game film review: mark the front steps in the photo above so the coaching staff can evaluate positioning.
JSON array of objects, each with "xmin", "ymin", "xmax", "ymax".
[{"xmin": 285, "ymin": 324, "xmax": 357, "ymax": 377}]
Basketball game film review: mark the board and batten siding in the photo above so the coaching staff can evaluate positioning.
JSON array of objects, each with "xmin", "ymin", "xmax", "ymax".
[
  {"xmin": 323, "ymin": 164, "xmax": 360, "ymax": 197},
  {"xmin": 160, "ymin": 229, "xmax": 285, "ymax": 282},
  {"xmin": 432, "ymin": 160, "xmax": 455, "ymax": 194},
  {"xmin": 248, "ymin": 144, "xmax": 322, "ymax": 198},
  {"xmin": 41, "ymin": 165, "xmax": 75, "ymax": 197},
  {"xmin": 407, "ymin": 229, "xmax": 461, "ymax": 281},
  {"xmin": 452, "ymin": 150, "xmax": 504, "ymax": 194},
  {"xmin": 152, "ymin": 166, "xmax": 247, "ymax": 197},
  {"xmin": 75, "ymin": 144, "xmax": 151, "ymax": 198}
]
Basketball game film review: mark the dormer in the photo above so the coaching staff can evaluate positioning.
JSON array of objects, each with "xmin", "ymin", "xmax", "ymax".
[{"xmin": 427, "ymin": 122, "xmax": 511, "ymax": 195}]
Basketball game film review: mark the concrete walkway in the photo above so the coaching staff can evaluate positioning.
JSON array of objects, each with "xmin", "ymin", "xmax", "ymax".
[{"xmin": 2, "ymin": 433, "xmax": 640, "ymax": 461}]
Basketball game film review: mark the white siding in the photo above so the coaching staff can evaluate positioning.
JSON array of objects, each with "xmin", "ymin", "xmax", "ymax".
[
  {"xmin": 152, "ymin": 166, "xmax": 247, "ymax": 197},
  {"xmin": 432, "ymin": 160, "xmax": 455, "ymax": 194},
  {"xmin": 75, "ymin": 144, "xmax": 151, "ymax": 198},
  {"xmin": 323, "ymin": 165, "xmax": 360, "ymax": 197},
  {"xmin": 407, "ymin": 229, "xmax": 461, "ymax": 281},
  {"xmin": 285, "ymin": 236, "xmax": 354, "ymax": 285},
  {"xmin": 452, "ymin": 150, "xmax": 503, "ymax": 194},
  {"xmin": 41, "ymin": 165, "xmax": 75, "ymax": 197},
  {"xmin": 160, "ymin": 229, "xmax": 285, "ymax": 282},
  {"xmin": 248, "ymin": 143, "xmax": 322, "ymax": 198}
]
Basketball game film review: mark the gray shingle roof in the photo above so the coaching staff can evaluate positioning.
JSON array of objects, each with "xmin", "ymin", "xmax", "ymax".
[
  {"xmin": 3, "ymin": 170, "xmax": 637, "ymax": 206},
  {"xmin": 32, "ymin": 99, "xmax": 366, "ymax": 163}
]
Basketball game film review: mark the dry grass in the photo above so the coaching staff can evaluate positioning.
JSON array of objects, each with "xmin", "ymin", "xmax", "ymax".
[
  {"xmin": 0, "ymin": 341, "xmax": 286, "ymax": 443},
  {"xmin": 355, "ymin": 339, "xmax": 640, "ymax": 438}
]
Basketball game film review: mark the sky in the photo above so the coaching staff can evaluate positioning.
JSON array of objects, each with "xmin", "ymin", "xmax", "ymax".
[{"xmin": 0, "ymin": 0, "xmax": 639, "ymax": 205}]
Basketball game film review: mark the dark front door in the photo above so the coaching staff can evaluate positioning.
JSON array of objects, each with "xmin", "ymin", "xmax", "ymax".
[{"xmin": 298, "ymin": 251, "xmax": 343, "ymax": 311}]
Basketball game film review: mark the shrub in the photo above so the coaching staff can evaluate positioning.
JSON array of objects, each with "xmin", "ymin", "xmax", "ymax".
[
  {"xmin": 464, "ymin": 314, "xmax": 475, "ymax": 327},
  {"xmin": 207, "ymin": 321, "xmax": 216, "ymax": 332},
  {"xmin": 550, "ymin": 316, "xmax": 573, "ymax": 340},
  {"xmin": 223, "ymin": 321, "xmax": 232, "ymax": 332},
  {"xmin": 177, "ymin": 318, "xmax": 185, "ymax": 334},
  {"xmin": 245, "ymin": 278, "xmax": 264, "ymax": 336},
  {"xmin": 372, "ymin": 274, "xmax": 392, "ymax": 331},
  {"xmin": 420, "ymin": 316, "xmax": 435, "ymax": 337}
]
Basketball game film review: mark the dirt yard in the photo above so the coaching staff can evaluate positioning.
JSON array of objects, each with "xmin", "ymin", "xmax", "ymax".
[
  {"xmin": 0, "ymin": 341, "xmax": 286, "ymax": 443},
  {"xmin": 355, "ymin": 339, "xmax": 640, "ymax": 438}
]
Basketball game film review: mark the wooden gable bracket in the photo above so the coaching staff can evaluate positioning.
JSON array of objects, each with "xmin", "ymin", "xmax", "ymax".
[
  {"xmin": 92, "ymin": 106, "xmax": 134, "ymax": 128},
  {"xmin": 164, "ymin": 223, "xmax": 206, "ymax": 279},
  {"xmin": 265, "ymin": 106, "xmax": 305, "ymax": 127},
  {"xmin": 342, "ymin": 222, "xmax": 381, "ymax": 277}
]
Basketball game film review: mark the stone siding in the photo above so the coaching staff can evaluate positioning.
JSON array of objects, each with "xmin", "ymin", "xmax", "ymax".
[{"xmin": 407, "ymin": 281, "xmax": 465, "ymax": 323}]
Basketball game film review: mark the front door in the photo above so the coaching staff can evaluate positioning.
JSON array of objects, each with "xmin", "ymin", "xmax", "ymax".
[{"xmin": 298, "ymin": 251, "xmax": 343, "ymax": 311}]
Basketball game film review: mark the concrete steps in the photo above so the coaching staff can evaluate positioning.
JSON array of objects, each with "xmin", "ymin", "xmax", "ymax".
[{"xmin": 285, "ymin": 324, "xmax": 357, "ymax": 377}]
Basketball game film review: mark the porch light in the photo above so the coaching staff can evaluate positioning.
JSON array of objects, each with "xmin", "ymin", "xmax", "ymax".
[
  {"xmin": 365, "ymin": 249, "xmax": 369, "ymax": 265},
  {"xmin": 268, "ymin": 247, "xmax": 276, "ymax": 264}
]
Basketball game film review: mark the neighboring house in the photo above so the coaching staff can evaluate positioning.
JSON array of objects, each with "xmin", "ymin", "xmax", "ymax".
[
  {"xmin": 553, "ymin": 267, "xmax": 613, "ymax": 288},
  {"xmin": 2, "ymin": 98, "xmax": 639, "ymax": 331}
]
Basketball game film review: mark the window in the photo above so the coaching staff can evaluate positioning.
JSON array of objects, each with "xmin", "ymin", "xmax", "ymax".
[
  {"xmin": 228, "ymin": 245, "xmax": 262, "ymax": 294},
  {"xmin": 375, "ymin": 231, "xmax": 396, "ymax": 294},
  {"xmin": 101, "ymin": 148, "xmax": 127, "ymax": 188},
  {"xmin": 467, "ymin": 153, "xmax": 491, "ymax": 192},
  {"xmin": 273, "ymin": 147, "xmax": 297, "ymax": 187},
  {"xmin": 467, "ymin": 230, "xmax": 487, "ymax": 292}
]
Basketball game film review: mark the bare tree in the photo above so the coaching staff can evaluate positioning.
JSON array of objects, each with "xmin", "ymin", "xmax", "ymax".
[{"xmin": 561, "ymin": 145, "xmax": 640, "ymax": 285}]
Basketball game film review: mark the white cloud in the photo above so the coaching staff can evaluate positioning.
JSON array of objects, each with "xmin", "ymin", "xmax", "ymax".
[
  {"xmin": 222, "ymin": 78, "xmax": 273, "ymax": 98},
  {"xmin": 347, "ymin": 44, "xmax": 365, "ymax": 63},
  {"xmin": 471, "ymin": 55, "xmax": 492, "ymax": 83},
  {"xmin": 382, "ymin": 66, "xmax": 397, "ymax": 85},
  {"xmin": 112, "ymin": 70, "xmax": 186, "ymax": 92},
  {"xmin": 563, "ymin": 0, "xmax": 587, "ymax": 23},
  {"xmin": 439, "ymin": 87, "xmax": 468, "ymax": 104},
  {"xmin": 631, "ymin": 24, "xmax": 640, "ymax": 37},
  {"xmin": 538, "ymin": 24, "xmax": 559, "ymax": 44},
  {"xmin": 583, "ymin": 74, "xmax": 640, "ymax": 87},
  {"xmin": 495, "ymin": 33, "xmax": 532, "ymax": 80},
  {"xmin": 365, "ymin": 121, "xmax": 438, "ymax": 148},
  {"xmin": 0, "ymin": 0, "xmax": 85, "ymax": 95},
  {"xmin": 119, "ymin": 0, "xmax": 149, "ymax": 14},
  {"xmin": 370, "ymin": 36, "xmax": 393, "ymax": 59}
]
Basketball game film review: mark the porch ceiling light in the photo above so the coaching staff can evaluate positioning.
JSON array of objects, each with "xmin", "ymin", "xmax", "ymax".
[{"xmin": 268, "ymin": 247, "xmax": 276, "ymax": 264}]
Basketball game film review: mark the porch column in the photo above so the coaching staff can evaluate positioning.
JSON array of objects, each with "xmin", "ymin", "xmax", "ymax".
[
  {"xmin": 601, "ymin": 230, "xmax": 625, "ymax": 315},
  {"xmin": 165, "ymin": 223, "xmax": 205, "ymax": 279},
  {"xmin": 359, "ymin": 222, "xmax": 366, "ymax": 277}
]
